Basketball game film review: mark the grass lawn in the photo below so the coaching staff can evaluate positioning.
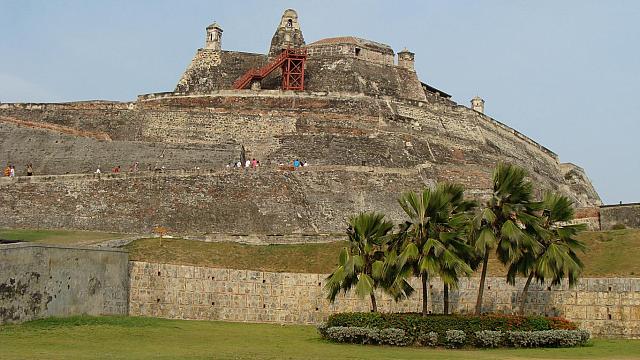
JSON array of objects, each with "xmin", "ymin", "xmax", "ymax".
[
  {"xmin": 577, "ymin": 229, "xmax": 640, "ymax": 276},
  {"xmin": 125, "ymin": 229, "xmax": 640, "ymax": 276},
  {"xmin": 1, "ymin": 316, "xmax": 639, "ymax": 360},
  {"xmin": 3, "ymin": 227, "xmax": 640, "ymax": 276},
  {"xmin": 0, "ymin": 228, "xmax": 125, "ymax": 246},
  {"xmin": 125, "ymin": 238, "xmax": 347, "ymax": 274}
]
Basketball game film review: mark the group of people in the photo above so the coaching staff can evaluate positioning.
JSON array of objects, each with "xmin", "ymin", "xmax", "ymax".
[
  {"xmin": 279, "ymin": 159, "xmax": 308, "ymax": 169},
  {"xmin": 95, "ymin": 162, "xmax": 139, "ymax": 174},
  {"xmin": 227, "ymin": 158, "xmax": 261, "ymax": 169},
  {"xmin": 3, "ymin": 163, "xmax": 33, "ymax": 177},
  {"xmin": 226, "ymin": 158, "xmax": 309, "ymax": 170}
]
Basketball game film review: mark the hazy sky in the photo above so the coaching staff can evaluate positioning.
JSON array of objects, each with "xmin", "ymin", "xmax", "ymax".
[{"xmin": 1, "ymin": 1, "xmax": 638, "ymax": 204}]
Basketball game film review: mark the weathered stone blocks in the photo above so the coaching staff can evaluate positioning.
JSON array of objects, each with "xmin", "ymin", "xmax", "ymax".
[{"xmin": 128, "ymin": 261, "xmax": 640, "ymax": 338}]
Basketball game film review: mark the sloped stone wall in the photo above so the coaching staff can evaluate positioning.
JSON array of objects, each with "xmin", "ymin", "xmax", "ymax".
[
  {"xmin": 129, "ymin": 261, "xmax": 640, "ymax": 338},
  {"xmin": 0, "ymin": 92, "xmax": 601, "ymax": 236}
]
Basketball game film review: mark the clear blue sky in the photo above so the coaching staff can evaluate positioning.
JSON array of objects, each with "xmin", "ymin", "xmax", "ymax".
[{"xmin": 1, "ymin": 1, "xmax": 638, "ymax": 204}]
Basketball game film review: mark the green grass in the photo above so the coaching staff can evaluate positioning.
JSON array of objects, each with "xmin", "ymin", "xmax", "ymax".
[
  {"xmin": 125, "ymin": 238, "xmax": 347, "ymax": 274},
  {"xmin": 0, "ymin": 228, "xmax": 125, "ymax": 245},
  {"xmin": 576, "ymin": 229, "xmax": 640, "ymax": 276},
  {"xmin": 125, "ymin": 229, "xmax": 640, "ymax": 276},
  {"xmin": 4, "ymin": 227, "xmax": 640, "ymax": 276},
  {"xmin": 1, "ymin": 316, "xmax": 638, "ymax": 360}
]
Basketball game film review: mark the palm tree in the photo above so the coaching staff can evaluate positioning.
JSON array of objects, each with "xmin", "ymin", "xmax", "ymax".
[
  {"xmin": 471, "ymin": 162, "xmax": 541, "ymax": 315},
  {"xmin": 394, "ymin": 183, "xmax": 475, "ymax": 316},
  {"xmin": 508, "ymin": 192, "xmax": 586, "ymax": 315},
  {"xmin": 435, "ymin": 183, "xmax": 477, "ymax": 314},
  {"xmin": 324, "ymin": 212, "xmax": 396, "ymax": 312}
]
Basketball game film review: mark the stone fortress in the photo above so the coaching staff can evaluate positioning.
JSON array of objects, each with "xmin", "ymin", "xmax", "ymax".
[
  {"xmin": 2, "ymin": 9, "xmax": 640, "ymax": 339},
  {"xmin": 0, "ymin": 9, "xmax": 607, "ymax": 240}
]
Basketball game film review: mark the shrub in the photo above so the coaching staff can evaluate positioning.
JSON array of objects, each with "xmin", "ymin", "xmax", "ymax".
[
  {"xmin": 475, "ymin": 330, "xmax": 504, "ymax": 348},
  {"xmin": 506, "ymin": 330, "xmax": 589, "ymax": 348},
  {"xmin": 445, "ymin": 330, "xmax": 466, "ymax": 348},
  {"xmin": 415, "ymin": 331, "xmax": 438, "ymax": 347},
  {"xmin": 324, "ymin": 312, "xmax": 578, "ymax": 345},
  {"xmin": 379, "ymin": 328, "xmax": 411, "ymax": 346},
  {"xmin": 578, "ymin": 329, "xmax": 591, "ymax": 345},
  {"xmin": 316, "ymin": 323, "xmax": 329, "ymax": 338},
  {"xmin": 321, "ymin": 326, "xmax": 410, "ymax": 346},
  {"xmin": 324, "ymin": 326, "xmax": 377, "ymax": 344},
  {"xmin": 612, "ymin": 223, "xmax": 626, "ymax": 230},
  {"xmin": 548, "ymin": 317, "xmax": 578, "ymax": 330}
]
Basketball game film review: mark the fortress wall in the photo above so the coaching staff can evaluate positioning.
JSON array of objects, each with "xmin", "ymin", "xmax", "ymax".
[
  {"xmin": 600, "ymin": 203, "xmax": 640, "ymax": 230},
  {"xmin": 0, "ymin": 120, "xmax": 239, "ymax": 176},
  {"xmin": 175, "ymin": 50, "xmax": 267, "ymax": 93},
  {"xmin": 307, "ymin": 43, "xmax": 395, "ymax": 66},
  {"xmin": 129, "ymin": 261, "xmax": 640, "ymax": 338},
  {"xmin": 0, "ymin": 102, "xmax": 139, "ymax": 141},
  {"xmin": 171, "ymin": 48, "xmax": 425, "ymax": 101},
  {"xmin": 1, "ymin": 93, "xmax": 600, "ymax": 208},
  {"xmin": 0, "ymin": 168, "xmax": 435, "ymax": 235},
  {"xmin": 304, "ymin": 57, "xmax": 426, "ymax": 101},
  {"xmin": 386, "ymin": 100, "xmax": 594, "ymax": 205},
  {"xmin": 0, "ymin": 244, "xmax": 128, "ymax": 324}
]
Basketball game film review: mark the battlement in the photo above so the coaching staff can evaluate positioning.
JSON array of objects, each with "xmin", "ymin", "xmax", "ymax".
[{"xmin": 173, "ymin": 9, "xmax": 428, "ymax": 101}]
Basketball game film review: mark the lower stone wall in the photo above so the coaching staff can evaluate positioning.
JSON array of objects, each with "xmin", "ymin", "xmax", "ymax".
[
  {"xmin": 600, "ymin": 203, "xmax": 640, "ymax": 230},
  {"xmin": 129, "ymin": 261, "xmax": 640, "ymax": 338},
  {"xmin": 0, "ymin": 244, "xmax": 129, "ymax": 324}
]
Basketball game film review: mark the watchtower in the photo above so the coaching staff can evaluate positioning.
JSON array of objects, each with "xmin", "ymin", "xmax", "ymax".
[
  {"xmin": 268, "ymin": 9, "xmax": 305, "ymax": 58},
  {"xmin": 205, "ymin": 22, "xmax": 223, "ymax": 51},
  {"xmin": 397, "ymin": 48, "xmax": 415, "ymax": 71},
  {"xmin": 471, "ymin": 96, "xmax": 485, "ymax": 113}
]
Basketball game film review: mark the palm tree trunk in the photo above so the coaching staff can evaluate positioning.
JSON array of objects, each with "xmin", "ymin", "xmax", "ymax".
[
  {"xmin": 475, "ymin": 252, "xmax": 490, "ymax": 315},
  {"xmin": 519, "ymin": 272, "xmax": 535, "ymax": 316},
  {"xmin": 421, "ymin": 273, "xmax": 429, "ymax": 316},
  {"xmin": 370, "ymin": 292, "xmax": 378, "ymax": 312},
  {"xmin": 443, "ymin": 284, "xmax": 449, "ymax": 315}
]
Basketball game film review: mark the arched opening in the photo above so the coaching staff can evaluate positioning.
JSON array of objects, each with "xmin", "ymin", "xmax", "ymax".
[{"xmin": 287, "ymin": 19, "xmax": 293, "ymax": 28}]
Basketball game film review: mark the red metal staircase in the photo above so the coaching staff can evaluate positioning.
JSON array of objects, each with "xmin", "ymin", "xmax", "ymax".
[{"xmin": 233, "ymin": 48, "xmax": 307, "ymax": 91}]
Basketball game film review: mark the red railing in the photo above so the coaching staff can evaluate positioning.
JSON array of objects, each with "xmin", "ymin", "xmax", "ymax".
[{"xmin": 232, "ymin": 48, "xmax": 307, "ymax": 90}]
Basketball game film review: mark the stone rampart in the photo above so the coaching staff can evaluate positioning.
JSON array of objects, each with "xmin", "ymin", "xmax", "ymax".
[
  {"xmin": 0, "ymin": 92, "xmax": 601, "ymax": 236},
  {"xmin": 128, "ymin": 261, "xmax": 640, "ymax": 338},
  {"xmin": 0, "ymin": 167, "xmax": 432, "ymax": 236},
  {"xmin": 600, "ymin": 203, "xmax": 640, "ymax": 230},
  {"xmin": 0, "ymin": 243, "xmax": 129, "ymax": 324}
]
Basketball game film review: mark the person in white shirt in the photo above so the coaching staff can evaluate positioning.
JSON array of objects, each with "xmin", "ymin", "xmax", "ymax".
[{"xmin": 95, "ymin": 168, "xmax": 101, "ymax": 174}]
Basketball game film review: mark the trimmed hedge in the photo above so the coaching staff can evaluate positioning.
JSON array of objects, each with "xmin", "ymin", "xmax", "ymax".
[
  {"xmin": 320, "ymin": 326, "xmax": 411, "ymax": 346},
  {"xmin": 324, "ymin": 312, "xmax": 579, "ymax": 346},
  {"xmin": 444, "ymin": 330, "xmax": 466, "ymax": 348},
  {"xmin": 320, "ymin": 326, "xmax": 590, "ymax": 348},
  {"xmin": 475, "ymin": 330, "xmax": 504, "ymax": 348},
  {"xmin": 507, "ymin": 330, "xmax": 590, "ymax": 348}
]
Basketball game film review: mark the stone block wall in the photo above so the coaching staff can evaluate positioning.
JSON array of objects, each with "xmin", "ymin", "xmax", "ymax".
[
  {"xmin": 129, "ymin": 261, "xmax": 640, "ymax": 338},
  {"xmin": 600, "ymin": 203, "xmax": 640, "ymax": 230},
  {"xmin": 0, "ymin": 243, "xmax": 129, "ymax": 324},
  {"xmin": 307, "ymin": 43, "xmax": 395, "ymax": 66},
  {"xmin": 0, "ymin": 92, "xmax": 602, "ymax": 237}
]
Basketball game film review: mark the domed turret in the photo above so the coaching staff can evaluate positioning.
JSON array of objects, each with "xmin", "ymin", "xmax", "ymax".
[
  {"xmin": 268, "ymin": 9, "xmax": 305, "ymax": 57},
  {"xmin": 397, "ymin": 48, "xmax": 415, "ymax": 71},
  {"xmin": 471, "ymin": 96, "xmax": 485, "ymax": 113},
  {"xmin": 205, "ymin": 22, "xmax": 223, "ymax": 51}
]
